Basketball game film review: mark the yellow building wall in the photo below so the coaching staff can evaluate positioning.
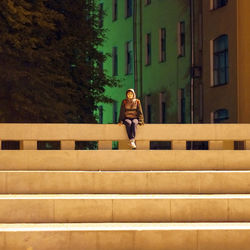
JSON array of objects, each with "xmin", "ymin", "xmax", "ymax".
[
  {"xmin": 202, "ymin": 0, "xmax": 238, "ymax": 123},
  {"xmin": 237, "ymin": 0, "xmax": 250, "ymax": 123}
]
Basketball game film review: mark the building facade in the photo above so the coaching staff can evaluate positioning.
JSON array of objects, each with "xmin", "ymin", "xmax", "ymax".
[
  {"xmin": 193, "ymin": 0, "xmax": 250, "ymax": 123},
  {"xmin": 98, "ymin": 0, "xmax": 191, "ymax": 124}
]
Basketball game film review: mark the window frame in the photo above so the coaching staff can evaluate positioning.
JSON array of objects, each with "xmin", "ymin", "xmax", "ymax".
[
  {"xmin": 125, "ymin": 41, "xmax": 133, "ymax": 75},
  {"xmin": 177, "ymin": 21, "xmax": 185, "ymax": 57},
  {"xmin": 212, "ymin": 109, "xmax": 229, "ymax": 123},
  {"xmin": 210, "ymin": 0, "xmax": 228, "ymax": 10},
  {"xmin": 178, "ymin": 88, "xmax": 185, "ymax": 123},
  {"xmin": 159, "ymin": 28, "xmax": 166, "ymax": 62},
  {"xmin": 113, "ymin": 101, "xmax": 118, "ymax": 123},
  {"xmin": 125, "ymin": 0, "xmax": 132, "ymax": 18},
  {"xmin": 112, "ymin": 0, "xmax": 118, "ymax": 21},
  {"xmin": 112, "ymin": 46, "xmax": 118, "ymax": 76},
  {"xmin": 145, "ymin": 33, "xmax": 152, "ymax": 65},
  {"xmin": 98, "ymin": 3, "xmax": 104, "ymax": 28},
  {"xmin": 211, "ymin": 34, "xmax": 229, "ymax": 87}
]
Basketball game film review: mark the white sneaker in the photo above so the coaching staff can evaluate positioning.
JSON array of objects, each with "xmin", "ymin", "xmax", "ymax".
[{"xmin": 130, "ymin": 139, "xmax": 136, "ymax": 149}]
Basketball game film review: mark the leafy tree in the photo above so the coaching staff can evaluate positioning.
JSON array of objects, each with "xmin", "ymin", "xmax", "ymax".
[{"xmin": 0, "ymin": 0, "xmax": 118, "ymax": 123}]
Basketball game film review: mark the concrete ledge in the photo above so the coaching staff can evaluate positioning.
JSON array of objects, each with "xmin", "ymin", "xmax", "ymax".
[
  {"xmin": 1, "ymin": 171, "xmax": 250, "ymax": 194},
  {"xmin": 1, "ymin": 223, "xmax": 250, "ymax": 250},
  {"xmin": 1, "ymin": 150, "xmax": 250, "ymax": 171},
  {"xmin": 1, "ymin": 123, "xmax": 250, "ymax": 140},
  {"xmin": 0, "ymin": 194, "xmax": 250, "ymax": 223}
]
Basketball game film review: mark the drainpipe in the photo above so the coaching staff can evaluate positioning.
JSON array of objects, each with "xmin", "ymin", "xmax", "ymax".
[
  {"xmin": 139, "ymin": 0, "xmax": 143, "ymax": 99},
  {"xmin": 133, "ymin": 0, "xmax": 138, "ymax": 93},
  {"xmin": 190, "ymin": 0, "xmax": 194, "ymax": 124}
]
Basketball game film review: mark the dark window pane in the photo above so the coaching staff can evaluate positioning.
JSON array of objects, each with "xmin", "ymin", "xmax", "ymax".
[
  {"xmin": 75, "ymin": 141, "xmax": 97, "ymax": 150},
  {"xmin": 214, "ymin": 109, "xmax": 229, "ymax": 123},
  {"xmin": 1, "ymin": 141, "xmax": 20, "ymax": 150},
  {"xmin": 214, "ymin": 0, "xmax": 228, "ymax": 9},
  {"xmin": 37, "ymin": 141, "xmax": 60, "ymax": 150},
  {"xmin": 147, "ymin": 104, "xmax": 151, "ymax": 123},
  {"xmin": 187, "ymin": 141, "xmax": 209, "ymax": 150},
  {"xmin": 150, "ymin": 141, "xmax": 171, "ymax": 150},
  {"xmin": 126, "ymin": 0, "xmax": 132, "ymax": 17},
  {"xmin": 213, "ymin": 35, "xmax": 228, "ymax": 86},
  {"xmin": 162, "ymin": 102, "xmax": 166, "ymax": 123}
]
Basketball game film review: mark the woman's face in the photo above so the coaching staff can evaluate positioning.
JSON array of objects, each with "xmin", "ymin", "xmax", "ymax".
[{"xmin": 127, "ymin": 91, "xmax": 134, "ymax": 99}]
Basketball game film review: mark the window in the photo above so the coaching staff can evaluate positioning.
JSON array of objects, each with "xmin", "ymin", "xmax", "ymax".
[
  {"xmin": 159, "ymin": 28, "xmax": 166, "ymax": 62},
  {"xmin": 147, "ymin": 104, "xmax": 152, "ymax": 123},
  {"xmin": 145, "ymin": 95, "xmax": 151, "ymax": 123},
  {"xmin": 159, "ymin": 92, "xmax": 166, "ymax": 123},
  {"xmin": 99, "ymin": 3, "xmax": 104, "ymax": 28},
  {"xmin": 145, "ymin": 33, "xmax": 151, "ymax": 65},
  {"xmin": 212, "ymin": 0, "xmax": 228, "ymax": 9},
  {"xmin": 98, "ymin": 106, "xmax": 103, "ymax": 124},
  {"xmin": 213, "ymin": 35, "xmax": 229, "ymax": 86},
  {"xmin": 125, "ymin": 41, "xmax": 133, "ymax": 74},
  {"xmin": 112, "ymin": 47, "xmax": 118, "ymax": 76},
  {"xmin": 125, "ymin": 0, "xmax": 132, "ymax": 18},
  {"xmin": 98, "ymin": 52, "xmax": 104, "ymax": 74},
  {"xmin": 113, "ymin": 0, "xmax": 118, "ymax": 21},
  {"xmin": 145, "ymin": 0, "xmax": 151, "ymax": 5},
  {"xmin": 161, "ymin": 102, "xmax": 166, "ymax": 123},
  {"xmin": 178, "ymin": 88, "xmax": 185, "ymax": 123},
  {"xmin": 177, "ymin": 21, "xmax": 185, "ymax": 57},
  {"xmin": 113, "ymin": 101, "xmax": 118, "ymax": 123},
  {"xmin": 213, "ymin": 109, "xmax": 229, "ymax": 123}
]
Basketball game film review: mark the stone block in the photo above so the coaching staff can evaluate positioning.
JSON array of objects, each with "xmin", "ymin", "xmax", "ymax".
[
  {"xmin": 199, "ymin": 171, "xmax": 250, "ymax": 193},
  {"xmin": 20, "ymin": 140, "xmax": 37, "ymax": 150},
  {"xmin": 113, "ymin": 199, "xmax": 171, "ymax": 222},
  {"xmin": 171, "ymin": 198, "xmax": 228, "ymax": 222},
  {"xmin": 61, "ymin": 141, "xmax": 75, "ymax": 150},
  {"xmin": 172, "ymin": 140, "xmax": 186, "ymax": 150},
  {"xmin": 136, "ymin": 140, "xmax": 150, "ymax": 150},
  {"xmin": 146, "ymin": 172, "xmax": 200, "ymax": 194},
  {"xmin": 98, "ymin": 141, "xmax": 113, "ymax": 150},
  {"xmin": 134, "ymin": 230, "xmax": 197, "ymax": 250},
  {"xmin": 5, "ymin": 231, "xmax": 70, "ymax": 250},
  {"xmin": 198, "ymin": 230, "xmax": 250, "ymax": 250},
  {"xmin": 228, "ymin": 199, "xmax": 250, "ymax": 221},
  {"xmin": 209, "ymin": 140, "xmax": 223, "ymax": 150},
  {"xmin": 0, "ymin": 199, "xmax": 54, "ymax": 223},
  {"xmin": 54, "ymin": 199, "xmax": 113, "ymax": 223},
  {"xmin": 97, "ymin": 231, "xmax": 134, "ymax": 250},
  {"xmin": 118, "ymin": 140, "xmax": 130, "ymax": 150}
]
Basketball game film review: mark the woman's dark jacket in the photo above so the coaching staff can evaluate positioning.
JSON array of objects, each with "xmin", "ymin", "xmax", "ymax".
[{"xmin": 118, "ymin": 99, "xmax": 144, "ymax": 125}]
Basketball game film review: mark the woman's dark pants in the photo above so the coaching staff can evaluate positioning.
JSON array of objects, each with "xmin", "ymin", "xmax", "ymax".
[{"xmin": 123, "ymin": 118, "xmax": 138, "ymax": 140}]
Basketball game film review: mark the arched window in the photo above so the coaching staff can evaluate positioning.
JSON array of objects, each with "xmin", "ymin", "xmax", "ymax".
[
  {"xmin": 213, "ymin": 109, "xmax": 229, "ymax": 123},
  {"xmin": 213, "ymin": 34, "xmax": 229, "ymax": 86}
]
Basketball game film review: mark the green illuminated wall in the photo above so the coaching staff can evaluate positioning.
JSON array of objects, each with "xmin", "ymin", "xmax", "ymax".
[{"xmin": 98, "ymin": 0, "xmax": 191, "ymax": 124}]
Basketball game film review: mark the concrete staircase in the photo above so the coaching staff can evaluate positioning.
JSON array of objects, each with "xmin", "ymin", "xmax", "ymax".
[{"xmin": 1, "ymin": 150, "xmax": 250, "ymax": 249}]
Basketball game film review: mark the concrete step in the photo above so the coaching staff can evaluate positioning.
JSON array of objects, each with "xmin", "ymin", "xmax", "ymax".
[
  {"xmin": 1, "ymin": 223, "xmax": 250, "ymax": 250},
  {"xmin": 0, "ymin": 194, "xmax": 250, "ymax": 223},
  {"xmin": 1, "ymin": 150, "xmax": 250, "ymax": 171},
  {"xmin": 0, "ymin": 170, "xmax": 250, "ymax": 194}
]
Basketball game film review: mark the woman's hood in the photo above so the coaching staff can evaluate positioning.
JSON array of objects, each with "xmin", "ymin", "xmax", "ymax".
[{"xmin": 126, "ymin": 88, "xmax": 136, "ymax": 99}]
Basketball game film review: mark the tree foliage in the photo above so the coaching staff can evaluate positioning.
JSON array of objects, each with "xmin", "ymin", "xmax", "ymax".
[{"xmin": 0, "ymin": 0, "xmax": 118, "ymax": 123}]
